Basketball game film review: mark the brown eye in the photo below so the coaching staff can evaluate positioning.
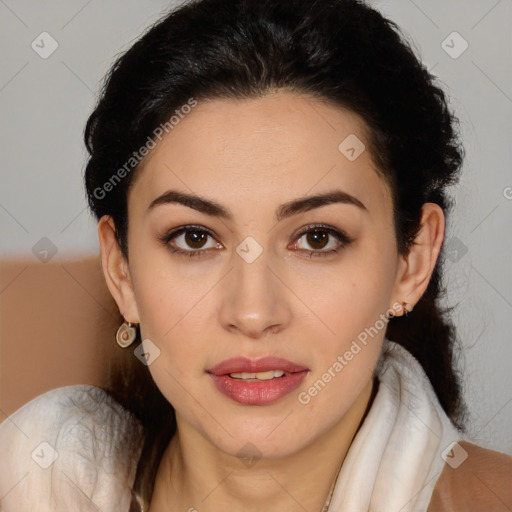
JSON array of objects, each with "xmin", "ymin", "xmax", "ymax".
[
  {"xmin": 161, "ymin": 226, "xmax": 221, "ymax": 256},
  {"xmin": 184, "ymin": 230, "xmax": 208, "ymax": 249},
  {"xmin": 293, "ymin": 225, "xmax": 353, "ymax": 257},
  {"xmin": 306, "ymin": 230, "xmax": 329, "ymax": 250}
]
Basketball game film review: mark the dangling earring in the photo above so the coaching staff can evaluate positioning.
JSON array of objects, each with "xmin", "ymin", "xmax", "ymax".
[
  {"xmin": 402, "ymin": 301, "xmax": 410, "ymax": 318},
  {"xmin": 116, "ymin": 321, "xmax": 138, "ymax": 348}
]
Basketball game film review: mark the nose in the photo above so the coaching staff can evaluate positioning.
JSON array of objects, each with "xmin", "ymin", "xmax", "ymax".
[{"xmin": 218, "ymin": 251, "xmax": 292, "ymax": 339}]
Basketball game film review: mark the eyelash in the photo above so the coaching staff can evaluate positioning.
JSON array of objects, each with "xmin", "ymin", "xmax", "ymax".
[{"xmin": 158, "ymin": 223, "xmax": 353, "ymax": 259}]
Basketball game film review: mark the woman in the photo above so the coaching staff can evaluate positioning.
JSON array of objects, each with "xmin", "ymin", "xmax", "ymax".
[{"xmin": 1, "ymin": 0, "xmax": 511, "ymax": 510}]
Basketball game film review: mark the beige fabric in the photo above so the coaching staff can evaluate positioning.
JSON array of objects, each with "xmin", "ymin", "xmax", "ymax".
[
  {"xmin": 427, "ymin": 440, "xmax": 512, "ymax": 511},
  {"xmin": 328, "ymin": 340, "xmax": 462, "ymax": 511},
  {"xmin": 0, "ymin": 385, "xmax": 143, "ymax": 511}
]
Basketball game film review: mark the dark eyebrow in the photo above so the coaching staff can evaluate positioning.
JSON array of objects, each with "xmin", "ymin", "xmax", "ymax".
[
  {"xmin": 275, "ymin": 190, "xmax": 367, "ymax": 221},
  {"xmin": 147, "ymin": 189, "xmax": 367, "ymax": 221},
  {"xmin": 147, "ymin": 190, "xmax": 230, "ymax": 218}
]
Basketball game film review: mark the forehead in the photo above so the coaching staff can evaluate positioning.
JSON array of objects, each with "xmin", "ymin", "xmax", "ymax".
[{"xmin": 129, "ymin": 91, "xmax": 392, "ymax": 219}]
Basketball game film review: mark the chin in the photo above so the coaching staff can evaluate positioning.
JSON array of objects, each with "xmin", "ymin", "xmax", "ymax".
[{"xmin": 199, "ymin": 413, "xmax": 320, "ymax": 462}]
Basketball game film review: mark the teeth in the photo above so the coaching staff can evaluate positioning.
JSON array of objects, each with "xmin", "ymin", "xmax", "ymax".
[{"xmin": 229, "ymin": 370, "xmax": 285, "ymax": 380}]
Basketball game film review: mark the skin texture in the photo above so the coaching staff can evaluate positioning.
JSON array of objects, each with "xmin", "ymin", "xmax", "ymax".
[{"xmin": 98, "ymin": 91, "xmax": 445, "ymax": 511}]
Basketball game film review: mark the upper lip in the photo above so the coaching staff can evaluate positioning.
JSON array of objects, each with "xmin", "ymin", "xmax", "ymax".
[{"xmin": 208, "ymin": 357, "xmax": 309, "ymax": 376}]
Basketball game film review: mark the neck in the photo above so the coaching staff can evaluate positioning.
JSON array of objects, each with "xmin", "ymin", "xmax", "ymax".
[{"xmin": 148, "ymin": 377, "xmax": 377, "ymax": 512}]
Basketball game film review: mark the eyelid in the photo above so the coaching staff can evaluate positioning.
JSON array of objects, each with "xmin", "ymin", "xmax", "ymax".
[
  {"xmin": 290, "ymin": 223, "xmax": 353, "ymax": 245},
  {"xmin": 289, "ymin": 225, "xmax": 353, "ymax": 259},
  {"xmin": 162, "ymin": 226, "xmax": 219, "ymax": 248},
  {"xmin": 159, "ymin": 225, "xmax": 221, "ymax": 253},
  {"xmin": 159, "ymin": 224, "xmax": 215, "ymax": 240}
]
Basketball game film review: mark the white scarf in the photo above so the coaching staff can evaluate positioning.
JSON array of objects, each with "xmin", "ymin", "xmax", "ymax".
[{"xmin": 329, "ymin": 339, "xmax": 462, "ymax": 512}]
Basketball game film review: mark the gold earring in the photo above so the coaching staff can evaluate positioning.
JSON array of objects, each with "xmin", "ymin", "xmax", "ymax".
[{"xmin": 116, "ymin": 321, "xmax": 138, "ymax": 348}]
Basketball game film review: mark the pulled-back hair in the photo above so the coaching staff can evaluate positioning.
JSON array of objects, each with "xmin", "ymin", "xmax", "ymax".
[{"xmin": 83, "ymin": 0, "xmax": 467, "ymax": 507}]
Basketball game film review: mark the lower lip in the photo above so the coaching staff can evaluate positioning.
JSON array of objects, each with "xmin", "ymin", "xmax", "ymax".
[{"xmin": 209, "ymin": 371, "xmax": 308, "ymax": 405}]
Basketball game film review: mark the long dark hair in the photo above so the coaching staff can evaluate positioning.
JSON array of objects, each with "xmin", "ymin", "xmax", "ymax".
[{"xmin": 84, "ymin": 0, "xmax": 467, "ymax": 507}]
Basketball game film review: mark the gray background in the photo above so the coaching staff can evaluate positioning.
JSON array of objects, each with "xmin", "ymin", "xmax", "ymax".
[{"xmin": 1, "ymin": 0, "xmax": 511, "ymax": 453}]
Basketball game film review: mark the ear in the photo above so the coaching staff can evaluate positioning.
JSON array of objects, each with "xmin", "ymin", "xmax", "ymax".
[
  {"xmin": 391, "ymin": 203, "xmax": 445, "ymax": 315},
  {"xmin": 97, "ymin": 215, "xmax": 140, "ymax": 323}
]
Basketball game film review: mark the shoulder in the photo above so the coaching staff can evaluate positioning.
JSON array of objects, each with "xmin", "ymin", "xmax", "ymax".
[
  {"xmin": 0, "ymin": 385, "xmax": 144, "ymax": 512},
  {"xmin": 428, "ymin": 440, "xmax": 512, "ymax": 511}
]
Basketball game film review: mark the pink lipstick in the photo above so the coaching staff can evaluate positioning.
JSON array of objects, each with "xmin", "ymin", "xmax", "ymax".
[{"xmin": 208, "ymin": 357, "xmax": 309, "ymax": 405}]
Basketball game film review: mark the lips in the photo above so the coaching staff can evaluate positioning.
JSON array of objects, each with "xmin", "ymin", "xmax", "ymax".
[
  {"xmin": 208, "ymin": 357, "xmax": 309, "ymax": 405},
  {"xmin": 209, "ymin": 357, "xmax": 308, "ymax": 375}
]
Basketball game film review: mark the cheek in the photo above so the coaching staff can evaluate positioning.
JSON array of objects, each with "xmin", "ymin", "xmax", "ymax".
[
  {"xmin": 133, "ymin": 276, "xmax": 210, "ymax": 356},
  {"xmin": 291, "ymin": 236, "xmax": 398, "ymax": 345},
  {"xmin": 291, "ymin": 249, "xmax": 395, "ymax": 422},
  {"xmin": 128, "ymin": 249, "xmax": 221, "ymax": 376},
  {"xmin": 128, "ymin": 233, "xmax": 215, "ymax": 337},
  {"xmin": 131, "ymin": 271, "xmax": 213, "ymax": 410}
]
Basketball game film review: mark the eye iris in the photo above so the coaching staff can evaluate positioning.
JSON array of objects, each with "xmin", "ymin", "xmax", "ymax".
[
  {"xmin": 185, "ymin": 231, "xmax": 207, "ymax": 249},
  {"xmin": 307, "ymin": 230, "xmax": 329, "ymax": 249}
]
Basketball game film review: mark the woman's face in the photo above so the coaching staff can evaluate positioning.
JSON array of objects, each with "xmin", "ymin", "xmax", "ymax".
[{"xmin": 122, "ymin": 92, "xmax": 405, "ymax": 458}]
